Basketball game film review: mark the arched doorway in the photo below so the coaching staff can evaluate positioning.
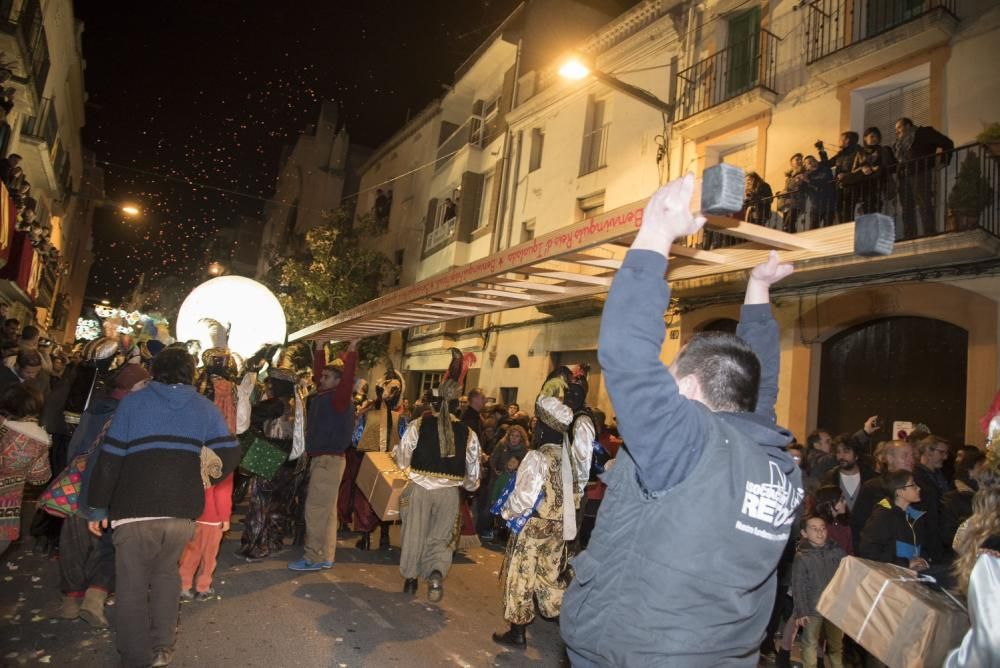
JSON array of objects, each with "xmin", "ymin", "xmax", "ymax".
[{"xmin": 817, "ymin": 316, "xmax": 968, "ymax": 446}]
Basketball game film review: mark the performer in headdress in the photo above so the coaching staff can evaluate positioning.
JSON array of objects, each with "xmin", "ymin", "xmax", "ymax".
[
  {"xmin": 396, "ymin": 348, "xmax": 480, "ymax": 601},
  {"xmin": 237, "ymin": 346, "xmax": 306, "ymax": 561},
  {"xmin": 349, "ymin": 363, "xmax": 406, "ymax": 551},
  {"xmin": 492, "ymin": 365, "xmax": 593, "ymax": 649}
]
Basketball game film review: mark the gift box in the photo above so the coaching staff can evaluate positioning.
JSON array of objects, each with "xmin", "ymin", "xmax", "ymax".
[
  {"xmin": 817, "ymin": 557, "xmax": 969, "ymax": 668},
  {"xmin": 356, "ymin": 451, "xmax": 408, "ymax": 520},
  {"xmin": 239, "ymin": 434, "xmax": 287, "ymax": 479}
]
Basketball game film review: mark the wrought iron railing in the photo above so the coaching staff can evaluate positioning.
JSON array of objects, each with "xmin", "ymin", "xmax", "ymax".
[
  {"xmin": 579, "ymin": 123, "xmax": 610, "ymax": 176},
  {"xmin": 696, "ymin": 143, "xmax": 1000, "ymax": 250},
  {"xmin": 675, "ymin": 29, "xmax": 779, "ymax": 122},
  {"xmin": 806, "ymin": 0, "xmax": 958, "ymax": 64}
]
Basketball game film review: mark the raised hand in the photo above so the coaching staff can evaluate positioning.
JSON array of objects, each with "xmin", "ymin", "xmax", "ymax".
[
  {"xmin": 632, "ymin": 173, "xmax": 707, "ymax": 257},
  {"xmin": 745, "ymin": 251, "xmax": 794, "ymax": 305}
]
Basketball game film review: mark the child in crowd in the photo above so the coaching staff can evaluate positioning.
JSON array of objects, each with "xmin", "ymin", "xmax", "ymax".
[
  {"xmin": 179, "ymin": 468, "xmax": 233, "ymax": 601},
  {"xmin": 813, "ymin": 485, "xmax": 853, "ymax": 555},
  {"xmin": 791, "ymin": 515, "xmax": 847, "ymax": 668}
]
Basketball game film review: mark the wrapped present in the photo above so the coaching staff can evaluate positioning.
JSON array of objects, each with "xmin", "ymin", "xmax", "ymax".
[
  {"xmin": 356, "ymin": 451, "xmax": 408, "ymax": 520},
  {"xmin": 239, "ymin": 434, "xmax": 287, "ymax": 479},
  {"xmin": 817, "ymin": 556, "xmax": 969, "ymax": 668}
]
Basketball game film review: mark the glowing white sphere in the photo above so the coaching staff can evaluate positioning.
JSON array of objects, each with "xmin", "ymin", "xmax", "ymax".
[{"xmin": 176, "ymin": 276, "xmax": 286, "ymax": 358}]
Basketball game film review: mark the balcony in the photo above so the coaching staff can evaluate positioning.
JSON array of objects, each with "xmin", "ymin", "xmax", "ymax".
[
  {"xmin": 0, "ymin": 0, "xmax": 49, "ymax": 101},
  {"xmin": 806, "ymin": 0, "xmax": 958, "ymax": 83},
  {"xmin": 21, "ymin": 95, "xmax": 55, "ymax": 144},
  {"xmin": 673, "ymin": 29, "xmax": 780, "ymax": 139},
  {"xmin": 677, "ymin": 143, "xmax": 1000, "ymax": 296},
  {"xmin": 579, "ymin": 123, "xmax": 609, "ymax": 176},
  {"xmin": 435, "ymin": 114, "xmax": 484, "ymax": 173},
  {"xmin": 424, "ymin": 216, "xmax": 457, "ymax": 253}
]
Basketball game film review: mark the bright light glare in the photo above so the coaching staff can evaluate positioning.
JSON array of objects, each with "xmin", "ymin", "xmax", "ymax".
[
  {"xmin": 121, "ymin": 205, "xmax": 140, "ymax": 216},
  {"xmin": 176, "ymin": 276, "xmax": 286, "ymax": 358},
  {"xmin": 558, "ymin": 58, "xmax": 590, "ymax": 81}
]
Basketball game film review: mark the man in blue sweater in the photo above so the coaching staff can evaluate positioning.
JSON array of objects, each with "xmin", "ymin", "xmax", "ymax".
[
  {"xmin": 560, "ymin": 174, "xmax": 803, "ymax": 666},
  {"xmin": 88, "ymin": 348, "xmax": 239, "ymax": 668},
  {"xmin": 288, "ymin": 339, "xmax": 357, "ymax": 571}
]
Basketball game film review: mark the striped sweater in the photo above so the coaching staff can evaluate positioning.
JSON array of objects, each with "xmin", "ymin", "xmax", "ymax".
[{"xmin": 88, "ymin": 381, "xmax": 240, "ymax": 521}]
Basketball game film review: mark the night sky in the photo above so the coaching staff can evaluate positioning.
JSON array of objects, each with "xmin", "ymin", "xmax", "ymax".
[{"xmin": 74, "ymin": 1, "xmax": 525, "ymax": 305}]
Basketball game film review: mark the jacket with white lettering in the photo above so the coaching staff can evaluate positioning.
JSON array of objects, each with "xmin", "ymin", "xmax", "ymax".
[{"xmin": 560, "ymin": 249, "xmax": 804, "ymax": 667}]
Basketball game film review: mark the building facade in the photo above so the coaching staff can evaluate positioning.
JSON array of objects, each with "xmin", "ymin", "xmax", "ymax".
[
  {"xmin": 0, "ymin": 0, "xmax": 93, "ymax": 343},
  {"xmin": 305, "ymin": 0, "xmax": 1000, "ymax": 446}
]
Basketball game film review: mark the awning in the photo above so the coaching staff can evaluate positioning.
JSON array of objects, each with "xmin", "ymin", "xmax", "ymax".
[{"xmin": 289, "ymin": 198, "xmax": 855, "ymax": 343}]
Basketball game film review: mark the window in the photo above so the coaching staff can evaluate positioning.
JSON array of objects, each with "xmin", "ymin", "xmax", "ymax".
[
  {"xmin": 463, "ymin": 315, "xmax": 482, "ymax": 329},
  {"xmin": 393, "ymin": 249, "xmax": 404, "ymax": 286},
  {"xmin": 419, "ymin": 372, "xmax": 443, "ymax": 397},
  {"xmin": 577, "ymin": 192, "xmax": 605, "ymax": 221},
  {"xmin": 580, "ymin": 97, "xmax": 609, "ymax": 176},
  {"xmin": 425, "ymin": 193, "xmax": 459, "ymax": 251},
  {"xmin": 500, "ymin": 387, "xmax": 519, "ymax": 406},
  {"xmin": 505, "ymin": 355, "xmax": 520, "ymax": 368},
  {"xmin": 529, "ymin": 128, "xmax": 544, "ymax": 172},
  {"xmin": 520, "ymin": 219, "xmax": 535, "ymax": 243},
  {"xmin": 483, "ymin": 94, "xmax": 501, "ymax": 121},
  {"xmin": 863, "ymin": 79, "xmax": 930, "ymax": 147},
  {"xmin": 476, "ymin": 171, "xmax": 494, "ymax": 230}
]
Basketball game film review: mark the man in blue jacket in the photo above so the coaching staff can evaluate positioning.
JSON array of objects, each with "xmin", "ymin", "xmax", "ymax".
[
  {"xmin": 88, "ymin": 348, "xmax": 240, "ymax": 668},
  {"xmin": 560, "ymin": 174, "xmax": 803, "ymax": 666}
]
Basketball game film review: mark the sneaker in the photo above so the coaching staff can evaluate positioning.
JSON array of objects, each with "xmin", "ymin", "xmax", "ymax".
[
  {"xmin": 287, "ymin": 559, "xmax": 332, "ymax": 571},
  {"xmin": 195, "ymin": 588, "xmax": 217, "ymax": 601},
  {"xmin": 179, "ymin": 589, "xmax": 194, "ymax": 603}
]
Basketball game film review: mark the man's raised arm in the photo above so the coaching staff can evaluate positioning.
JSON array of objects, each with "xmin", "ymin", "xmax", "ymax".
[
  {"xmin": 737, "ymin": 251, "xmax": 793, "ymax": 422},
  {"xmin": 598, "ymin": 174, "xmax": 708, "ymax": 493}
]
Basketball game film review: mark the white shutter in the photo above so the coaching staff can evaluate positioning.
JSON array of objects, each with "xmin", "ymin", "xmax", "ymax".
[{"xmin": 864, "ymin": 79, "xmax": 930, "ymax": 141}]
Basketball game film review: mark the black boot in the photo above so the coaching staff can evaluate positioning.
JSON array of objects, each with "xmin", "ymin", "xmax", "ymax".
[
  {"xmin": 403, "ymin": 578, "xmax": 417, "ymax": 595},
  {"xmin": 492, "ymin": 623, "xmax": 527, "ymax": 648},
  {"xmin": 775, "ymin": 648, "xmax": 791, "ymax": 668},
  {"xmin": 427, "ymin": 570, "xmax": 444, "ymax": 602},
  {"xmin": 378, "ymin": 523, "xmax": 391, "ymax": 551},
  {"xmin": 355, "ymin": 532, "xmax": 370, "ymax": 551}
]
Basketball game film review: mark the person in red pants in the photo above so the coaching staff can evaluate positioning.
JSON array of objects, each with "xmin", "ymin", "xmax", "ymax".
[{"xmin": 179, "ymin": 470, "xmax": 233, "ymax": 601}]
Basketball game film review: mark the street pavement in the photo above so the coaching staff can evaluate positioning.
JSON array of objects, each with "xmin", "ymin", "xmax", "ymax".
[{"xmin": 1, "ymin": 520, "xmax": 568, "ymax": 667}]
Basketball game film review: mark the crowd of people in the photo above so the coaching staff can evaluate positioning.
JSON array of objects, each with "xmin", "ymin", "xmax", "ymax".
[
  {"xmin": 711, "ymin": 117, "xmax": 958, "ymax": 249},
  {"xmin": 0, "ymin": 173, "xmax": 996, "ymax": 668}
]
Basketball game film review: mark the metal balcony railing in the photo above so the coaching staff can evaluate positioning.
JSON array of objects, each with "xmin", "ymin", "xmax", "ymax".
[
  {"xmin": 695, "ymin": 143, "xmax": 1000, "ymax": 250},
  {"xmin": 806, "ymin": 0, "xmax": 958, "ymax": 64},
  {"xmin": 435, "ymin": 114, "xmax": 485, "ymax": 171},
  {"xmin": 424, "ymin": 216, "xmax": 457, "ymax": 251},
  {"xmin": 21, "ymin": 95, "xmax": 56, "ymax": 145},
  {"xmin": 675, "ymin": 29, "xmax": 779, "ymax": 122},
  {"xmin": 579, "ymin": 123, "xmax": 610, "ymax": 176}
]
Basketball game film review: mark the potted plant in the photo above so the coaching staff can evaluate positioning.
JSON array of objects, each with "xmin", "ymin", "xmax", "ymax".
[
  {"xmin": 977, "ymin": 122, "xmax": 1000, "ymax": 157},
  {"xmin": 947, "ymin": 152, "xmax": 994, "ymax": 231}
]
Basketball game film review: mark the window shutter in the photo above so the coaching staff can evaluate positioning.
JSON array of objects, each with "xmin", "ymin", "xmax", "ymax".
[
  {"xmin": 423, "ymin": 197, "xmax": 438, "ymax": 246},
  {"xmin": 457, "ymin": 171, "xmax": 485, "ymax": 241},
  {"xmin": 864, "ymin": 79, "xmax": 930, "ymax": 144}
]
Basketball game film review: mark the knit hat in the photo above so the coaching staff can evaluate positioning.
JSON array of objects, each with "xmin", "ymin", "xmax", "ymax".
[{"xmin": 111, "ymin": 364, "xmax": 151, "ymax": 399}]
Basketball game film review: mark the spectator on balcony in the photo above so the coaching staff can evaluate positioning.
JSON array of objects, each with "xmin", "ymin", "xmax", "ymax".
[
  {"xmin": 852, "ymin": 127, "xmax": 896, "ymax": 215},
  {"xmin": 742, "ymin": 172, "xmax": 774, "ymax": 227},
  {"xmin": 0, "ymin": 153, "xmax": 21, "ymax": 188},
  {"xmin": 443, "ymin": 197, "xmax": 457, "ymax": 223},
  {"xmin": 833, "ymin": 131, "xmax": 863, "ymax": 223},
  {"xmin": 894, "ymin": 117, "xmax": 955, "ymax": 239},
  {"xmin": 778, "ymin": 153, "xmax": 807, "ymax": 232},
  {"xmin": 802, "ymin": 147, "xmax": 836, "ymax": 229}
]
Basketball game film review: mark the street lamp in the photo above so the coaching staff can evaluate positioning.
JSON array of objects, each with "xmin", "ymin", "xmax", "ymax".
[
  {"xmin": 120, "ymin": 204, "xmax": 140, "ymax": 217},
  {"xmin": 207, "ymin": 261, "xmax": 225, "ymax": 277},
  {"xmin": 558, "ymin": 53, "xmax": 674, "ymax": 116}
]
